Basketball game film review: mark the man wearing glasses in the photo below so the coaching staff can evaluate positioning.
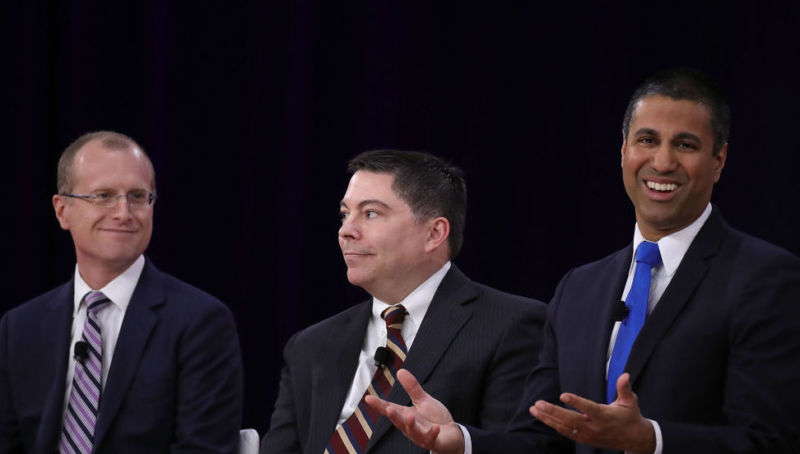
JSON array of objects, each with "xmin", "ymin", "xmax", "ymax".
[{"xmin": 0, "ymin": 131, "xmax": 243, "ymax": 453}]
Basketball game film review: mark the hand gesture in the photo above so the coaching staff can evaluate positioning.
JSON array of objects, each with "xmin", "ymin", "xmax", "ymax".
[{"xmin": 365, "ymin": 369, "xmax": 466, "ymax": 454}]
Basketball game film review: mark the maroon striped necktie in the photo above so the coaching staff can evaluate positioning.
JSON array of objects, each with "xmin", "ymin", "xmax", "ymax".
[
  {"xmin": 325, "ymin": 304, "xmax": 408, "ymax": 454},
  {"xmin": 60, "ymin": 291, "xmax": 111, "ymax": 454}
]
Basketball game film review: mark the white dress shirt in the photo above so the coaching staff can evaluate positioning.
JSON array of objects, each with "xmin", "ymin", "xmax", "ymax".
[
  {"xmin": 336, "ymin": 261, "xmax": 452, "ymax": 424},
  {"xmin": 61, "ymin": 255, "xmax": 145, "ymax": 422}
]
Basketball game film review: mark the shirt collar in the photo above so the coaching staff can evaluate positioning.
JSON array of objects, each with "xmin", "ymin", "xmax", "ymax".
[
  {"xmin": 73, "ymin": 255, "xmax": 146, "ymax": 316},
  {"xmin": 371, "ymin": 261, "xmax": 452, "ymax": 327},
  {"xmin": 632, "ymin": 203, "xmax": 712, "ymax": 277}
]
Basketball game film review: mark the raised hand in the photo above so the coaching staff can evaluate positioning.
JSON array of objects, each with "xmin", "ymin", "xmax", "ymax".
[
  {"xmin": 529, "ymin": 373, "xmax": 655, "ymax": 454},
  {"xmin": 365, "ymin": 369, "xmax": 466, "ymax": 454}
]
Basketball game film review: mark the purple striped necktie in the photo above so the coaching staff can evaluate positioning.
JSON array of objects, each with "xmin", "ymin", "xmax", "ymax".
[
  {"xmin": 325, "ymin": 304, "xmax": 408, "ymax": 454},
  {"xmin": 60, "ymin": 291, "xmax": 111, "ymax": 454}
]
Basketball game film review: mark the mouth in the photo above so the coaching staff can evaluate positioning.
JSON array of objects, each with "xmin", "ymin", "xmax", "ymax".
[
  {"xmin": 645, "ymin": 180, "xmax": 679, "ymax": 193},
  {"xmin": 343, "ymin": 251, "xmax": 372, "ymax": 257},
  {"xmin": 100, "ymin": 228, "xmax": 138, "ymax": 234}
]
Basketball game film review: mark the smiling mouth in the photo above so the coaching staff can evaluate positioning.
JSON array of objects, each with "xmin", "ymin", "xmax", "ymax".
[
  {"xmin": 101, "ymin": 228, "xmax": 137, "ymax": 234},
  {"xmin": 646, "ymin": 180, "xmax": 679, "ymax": 192}
]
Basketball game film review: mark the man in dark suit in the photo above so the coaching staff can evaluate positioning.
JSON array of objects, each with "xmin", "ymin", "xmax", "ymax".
[
  {"xmin": 260, "ymin": 150, "xmax": 546, "ymax": 454},
  {"xmin": 0, "ymin": 131, "xmax": 243, "ymax": 453},
  {"xmin": 366, "ymin": 70, "xmax": 800, "ymax": 453}
]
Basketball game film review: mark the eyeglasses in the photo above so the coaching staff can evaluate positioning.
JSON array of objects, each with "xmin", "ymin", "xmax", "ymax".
[{"xmin": 61, "ymin": 191, "xmax": 157, "ymax": 209}]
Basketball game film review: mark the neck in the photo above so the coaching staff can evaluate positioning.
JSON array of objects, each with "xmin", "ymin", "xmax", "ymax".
[
  {"xmin": 76, "ymin": 259, "xmax": 134, "ymax": 289},
  {"xmin": 371, "ymin": 260, "xmax": 447, "ymax": 304}
]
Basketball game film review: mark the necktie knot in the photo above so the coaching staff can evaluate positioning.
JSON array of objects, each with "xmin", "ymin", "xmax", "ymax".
[
  {"xmin": 381, "ymin": 304, "xmax": 407, "ymax": 329},
  {"xmin": 636, "ymin": 241, "xmax": 662, "ymax": 268},
  {"xmin": 84, "ymin": 291, "xmax": 111, "ymax": 315}
]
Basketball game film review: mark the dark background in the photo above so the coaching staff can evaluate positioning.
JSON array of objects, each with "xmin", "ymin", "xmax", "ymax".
[{"xmin": 3, "ymin": 0, "xmax": 799, "ymax": 435}]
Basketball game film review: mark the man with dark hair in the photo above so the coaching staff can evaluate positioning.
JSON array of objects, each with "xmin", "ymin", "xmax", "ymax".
[
  {"xmin": 0, "ymin": 131, "xmax": 244, "ymax": 453},
  {"xmin": 367, "ymin": 69, "xmax": 800, "ymax": 453},
  {"xmin": 261, "ymin": 150, "xmax": 546, "ymax": 454}
]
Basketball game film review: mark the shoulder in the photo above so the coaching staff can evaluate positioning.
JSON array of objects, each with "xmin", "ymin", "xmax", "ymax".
[
  {"xmin": 2, "ymin": 280, "xmax": 72, "ymax": 323},
  {"xmin": 718, "ymin": 224, "xmax": 799, "ymax": 267},
  {"xmin": 144, "ymin": 263, "xmax": 228, "ymax": 309},
  {"xmin": 446, "ymin": 267, "xmax": 546, "ymax": 328},
  {"xmin": 138, "ymin": 264, "xmax": 236, "ymax": 335},
  {"xmin": 284, "ymin": 302, "xmax": 369, "ymax": 351},
  {"xmin": 470, "ymin": 281, "xmax": 546, "ymax": 319}
]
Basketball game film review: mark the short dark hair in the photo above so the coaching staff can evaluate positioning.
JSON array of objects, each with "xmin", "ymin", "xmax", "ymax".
[
  {"xmin": 347, "ymin": 150, "xmax": 467, "ymax": 258},
  {"xmin": 622, "ymin": 68, "xmax": 730, "ymax": 154},
  {"xmin": 57, "ymin": 131, "xmax": 155, "ymax": 193}
]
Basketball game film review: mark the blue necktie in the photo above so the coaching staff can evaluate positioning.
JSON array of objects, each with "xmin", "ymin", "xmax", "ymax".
[{"xmin": 606, "ymin": 241, "xmax": 662, "ymax": 403}]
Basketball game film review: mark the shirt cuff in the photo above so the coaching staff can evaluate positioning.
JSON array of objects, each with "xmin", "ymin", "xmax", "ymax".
[
  {"xmin": 651, "ymin": 419, "xmax": 663, "ymax": 454},
  {"xmin": 434, "ymin": 423, "xmax": 471, "ymax": 454},
  {"xmin": 624, "ymin": 419, "xmax": 662, "ymax": 454}
]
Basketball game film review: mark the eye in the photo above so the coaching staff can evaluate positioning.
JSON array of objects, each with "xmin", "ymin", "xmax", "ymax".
[
  {"xmin": 636, "ymin": 136, "xmax": 656, "ymax": 145},
  {"xmin": 339, "ymin": 211, "xmax": 349, "ymax": 223},
  {"xmin": 677, "ymin": 141, "xmax": 699, "ymax": 150},
  {"xmin": 365, "ymin": 210, "xmax": 379, "ymax": 219},
  {"xmin": 128, "ymin": 190, "xmax": 148, "ymax": 201},
  {"xmin": 93, "ymin": 191, "xmax": 112, "ymax": 201}
]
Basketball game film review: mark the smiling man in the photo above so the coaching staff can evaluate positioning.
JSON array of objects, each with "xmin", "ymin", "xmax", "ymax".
[
  {"xmin": 260, "ymin": 150, "xmax": 546, "ymax": 454},
  {"xmin": 366, "ymin": 69, "xmax": 800, "ymax": 454},
  {"xmin": 0, "ymin": 131, "xmax": 243, "ymax": 453}
]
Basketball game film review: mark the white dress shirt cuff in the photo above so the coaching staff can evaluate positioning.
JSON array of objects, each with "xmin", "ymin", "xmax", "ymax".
[
  {"xmin": 625, "ymin": 419, "xmax": 662, "ymax": 454},
  {"xmin": 439, "ymin": 423, "xmax": 471, "ymax": 454}
]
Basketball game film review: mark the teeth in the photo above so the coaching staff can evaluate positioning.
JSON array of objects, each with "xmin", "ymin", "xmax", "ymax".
[{"xmin": 646, "ymin": 181, "xmax": 678, "ymax": 192}]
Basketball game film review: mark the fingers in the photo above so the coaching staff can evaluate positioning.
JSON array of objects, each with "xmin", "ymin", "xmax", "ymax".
[
  {"xmin": 396, "ymin": 369, "xmax": 427, "ymax": 404},
  {"xmin": 382, "ymin": 398, "xmax": 442, "ymax": 449},
  {"xmin": 559, "ymin": 392, "xmax": 602, "ymax": 416},
  {"xmin": 364, "ymin": 395, "xmax": 391, "ymax": 417},
  {"xmin": 530, "ymin": 400, "xmax": 584, "ymax": 440}
]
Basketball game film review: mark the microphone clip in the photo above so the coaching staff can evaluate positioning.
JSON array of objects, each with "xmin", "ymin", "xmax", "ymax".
[{"xmin": 373, "ymin": 346, "xmax": 391, "ymax": 368}]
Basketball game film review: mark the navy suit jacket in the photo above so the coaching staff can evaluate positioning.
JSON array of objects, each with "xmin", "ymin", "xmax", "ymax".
[
  {"xmin": 261, "ymin": 265, "xmax": 546, "ymax": 454},
  {"xmin": 470, "ymin": 210, "xmax": 800, "ymax": 453},
  {"xmin": 0, "ymin": 260, "xmax": 244, "ymax": 454}
]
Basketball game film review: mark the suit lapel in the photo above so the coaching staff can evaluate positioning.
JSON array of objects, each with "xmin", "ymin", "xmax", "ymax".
[
  {"xmin": 36, "ymin": 282, "xmax": 75, "ymax": 452},
  {"xmin": 308, "ymin": 302, "xmax": 372, "ymax": 454},
  {"xmin": 625, "ymin": 211, "xmax": 724, "ymax": 386},
  {"xmin": 93, "ymin": 262, "xmax": 162, "ymax": 448},
  {"xmin": 586, "ymin": 249, "xmax": 631, "ymax": 404},
  {"xmin": 367, "ymin": 266, "xmax": 477, "ymax": 451}
]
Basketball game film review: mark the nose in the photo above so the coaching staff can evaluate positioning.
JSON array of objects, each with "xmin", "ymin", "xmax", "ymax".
[
  {"xmin": 338, "ymin": 214, "xmax": 360, "ymax": 241},
  {"xmin": 110, "ymin": 195, "xmax": 134, "ymax": 220},
  {"xmin": 651, "ymin": 144, "xmax": 678, "ymax": 173}
]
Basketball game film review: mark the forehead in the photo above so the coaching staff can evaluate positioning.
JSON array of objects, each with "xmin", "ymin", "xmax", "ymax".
[
  {"xmin": 71, "ymin": 140, "xmax": 154, "ymax": 190},
  {"xmin": 630, "ymin": 95, "xmax": 713, "ymax": 139},
  {"xmin": 342, "ymin": 171, "xmax": 404, "ymax": 206}
]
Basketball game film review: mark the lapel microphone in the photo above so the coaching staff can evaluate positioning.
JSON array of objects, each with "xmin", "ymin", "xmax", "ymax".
[
  {"xmin": 373, "ymin": 346, "xmax": 391, "ymax": 367},
  {"xmin": 74, "ymin": 341, "xmax": 89, "ymax": 364},
  {"xmin": 613, "ymin": 300, "xmax": 630, "ymax": 322}
]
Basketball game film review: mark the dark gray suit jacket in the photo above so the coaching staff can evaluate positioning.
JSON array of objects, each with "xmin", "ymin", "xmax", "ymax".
[
  {"xmin": 470, "ymin": 210, "xmax": 800, "ymax": 453},
  {"xmin": 0, "ymin": 260, "xmax": 244, "ymax": 454},
  {"xmin": 261, "ymin": 265, "xmax": 546, "ymax": 454}
]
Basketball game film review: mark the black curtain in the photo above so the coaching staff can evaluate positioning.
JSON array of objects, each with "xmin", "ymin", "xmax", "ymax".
[{"xmin": 4, "ymin": 0, "xmax": 799, "ymax": 434}]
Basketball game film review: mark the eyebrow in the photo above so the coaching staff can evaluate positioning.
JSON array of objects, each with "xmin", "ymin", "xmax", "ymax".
[
  {"xmin": 339, "ymin": 199, "xmax": 392, "ymax": 210},
  {"xmin": 633, "ymin": 128, "xmax": 659, "ymax": 137},
  {"xmin": 672, "ymin": 132, "xmax": 702, "ymax": 143},
  {"xmin": 634, "ymin": 128, "xmax": 702, "ymax": 144}
]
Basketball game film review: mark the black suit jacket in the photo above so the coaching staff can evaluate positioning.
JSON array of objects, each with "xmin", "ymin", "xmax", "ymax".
[
  {"xmin": 261, "ymin": 265, "xmax": 546, "ymax": 454},
  {"xmin": 470, "ymin": 210, "xmax": 800, "ymax": 453},
  {"xmin": 0, "ymin": 260, "xmax": 244, "ymax": 454}
]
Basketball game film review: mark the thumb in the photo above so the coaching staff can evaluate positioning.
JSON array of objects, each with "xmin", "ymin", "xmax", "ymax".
[{"xmin": 615, "ymin": 373, "xmax": 637, "ymax": 405}]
